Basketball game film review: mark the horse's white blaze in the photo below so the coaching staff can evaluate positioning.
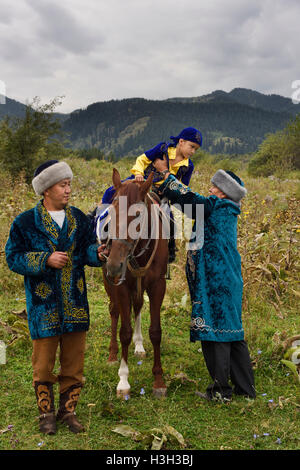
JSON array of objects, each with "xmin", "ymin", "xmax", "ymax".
[
  {"xmin": 133, "ymin": 311, "xmax": 146, "ymax": 355},
  {"xmin": 117, "ymin": 358, "xmax": 130, "ymax": 393}
]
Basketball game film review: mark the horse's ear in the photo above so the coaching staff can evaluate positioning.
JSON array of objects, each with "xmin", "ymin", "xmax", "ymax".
[
  {"xmin": 112, "ymin": 168, "xmax": 122, "ymax": 189},
  {"xmin": 139, "ymin": 171, "xmax": 154, "ymax": 199}
]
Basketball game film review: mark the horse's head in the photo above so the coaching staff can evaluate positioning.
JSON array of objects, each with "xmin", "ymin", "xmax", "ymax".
[{"xmin": 105, "ymin": 168, "xmax": 154, "ymax": 279}]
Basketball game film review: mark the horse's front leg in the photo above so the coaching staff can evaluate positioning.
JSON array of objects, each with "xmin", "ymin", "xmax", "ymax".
[
  {"xmin": 108, "ymin": 299, "xmax": 119, "ymax": 363},
  {"xmin": 146, "ymin": 279, "xmax": 167, "ymax": 398},
  {"xmin": 116, "ymin": 291, "xmax": 133, "ymax": 398},
  {"xmin": 133, "ymin": 289, "xmax": 146, "ymax": 357}
]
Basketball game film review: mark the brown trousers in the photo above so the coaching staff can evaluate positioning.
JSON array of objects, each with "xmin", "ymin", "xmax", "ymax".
[{"xmin": 32, "ymin": 331, "xmax": 86, "ymax": 394}]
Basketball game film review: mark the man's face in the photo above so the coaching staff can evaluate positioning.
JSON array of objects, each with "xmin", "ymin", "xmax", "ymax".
[
  {"xmin": 178, "ymin": 139, "xmax": 200, "ymax": 159},
  {"xmin": 44, "ymin": 178, "xmax": 72, "ymax": 210},
  {"xmin": 209, "ymin": 184, "xmax": 226, "ymax": 199}
]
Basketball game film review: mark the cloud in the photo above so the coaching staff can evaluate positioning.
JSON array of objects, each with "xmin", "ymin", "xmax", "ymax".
[
  {"xmin": 25, "ymin": 0, "xmax": 105, "ymax": 55},
  {"xmin": 0, "ymin": 0, "xmax": 299, "ymax": 112}
]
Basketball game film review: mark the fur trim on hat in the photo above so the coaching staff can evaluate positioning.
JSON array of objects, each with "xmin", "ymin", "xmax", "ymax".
[
  {"xmin": 211, "ymin": 169, "xmax": 247, "ymax": 202},
  {"xmin": 32, "ymin": 161, "xmax": 73, "ymax": 196}
]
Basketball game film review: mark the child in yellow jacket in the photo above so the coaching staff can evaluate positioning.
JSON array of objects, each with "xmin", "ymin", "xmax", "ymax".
[
  {"xmin": 102, "ymin": 127, "xmax": 202, "ymax": 204},
  {"xmin": 93, "ymin": 127, "xmax": 202, "ymax": 262}
]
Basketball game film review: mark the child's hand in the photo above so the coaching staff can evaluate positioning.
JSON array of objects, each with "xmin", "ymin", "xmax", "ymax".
[{"xmin": 135, "ymin": 174, "xmax": 144, "ymax": 182}]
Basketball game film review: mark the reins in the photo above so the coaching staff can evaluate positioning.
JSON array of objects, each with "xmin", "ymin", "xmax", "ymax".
[{"xmin": 101, "ymin": 193, "xmax": 161, "ymax": 298}]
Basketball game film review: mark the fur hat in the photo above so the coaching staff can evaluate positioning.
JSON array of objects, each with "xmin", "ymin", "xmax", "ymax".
[
  {"xmin": 32, "ymin": 160, "xmax": 73, "ymax": 196},
  {"xmin": 211, "ymin": 169, "xmax": 247, "ymax": 203}
]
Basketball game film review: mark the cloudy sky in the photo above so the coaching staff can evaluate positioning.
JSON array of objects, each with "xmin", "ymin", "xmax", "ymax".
[{"xmin": 0, "ymin": 0, "xmax": 299, "ymax": 113}]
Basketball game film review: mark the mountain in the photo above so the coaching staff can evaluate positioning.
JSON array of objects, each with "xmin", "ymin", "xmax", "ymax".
[
  {"xmin": 1, "ymin": 88, "xmax": 299, "ymax": 156},
  {"xmin": 167, "ymin": 87, "xmax": 300, "ymax": 116},
  {"xmin": 62, "ymin": 89, "xmax": 299, "ymax": 156},
  {"xmin": 0, "ymin": 96, "xmax": 28, "ymax": 119},
  {"xmin": 0, "ymin": 96, "xmax": 69, "ymax": 122}
]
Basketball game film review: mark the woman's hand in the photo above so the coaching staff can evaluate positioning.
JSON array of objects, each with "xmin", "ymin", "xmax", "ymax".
[{"xmin": 153, "ymin": 155, "xmax": 168, "ymax": 172}]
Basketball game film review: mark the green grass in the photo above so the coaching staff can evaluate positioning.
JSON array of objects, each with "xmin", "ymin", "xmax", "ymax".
[{"xmin": 0, "ymin": 156, "xmax": 299, "ymax": 451}]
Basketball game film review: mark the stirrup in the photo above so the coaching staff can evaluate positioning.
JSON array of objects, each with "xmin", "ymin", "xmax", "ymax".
[{"xmin": 165, "ymin": 264, "xmax": 171, "ymax": 280}]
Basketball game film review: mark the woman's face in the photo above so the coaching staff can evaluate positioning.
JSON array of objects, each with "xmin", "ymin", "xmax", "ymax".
[{"xmin": 209, "ymin": 184, "xmax": 227, "ymax": 199}]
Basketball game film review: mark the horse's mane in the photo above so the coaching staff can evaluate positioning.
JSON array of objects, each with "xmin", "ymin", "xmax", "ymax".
[{"xmin": 114, "ymin": 180, "xmax": 146, "ymax": 207}]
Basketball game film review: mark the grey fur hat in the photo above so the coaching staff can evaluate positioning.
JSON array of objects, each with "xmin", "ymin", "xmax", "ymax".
[
  {"xmin": 32, "ymin": 160, "xmax": 73, "ymax": 196},
  {"xmin": 211, "ymin": 169, "xmax": 247, "ymax": 203}
]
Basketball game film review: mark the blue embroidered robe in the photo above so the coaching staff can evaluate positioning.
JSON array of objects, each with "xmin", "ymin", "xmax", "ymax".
[
  {"xmin": 5, "ymin": 201, "xmax": 103, "ymax": 340},
  {"xmin": 160, "ymin": 175, "xmax": 244, "ymax": 343}
]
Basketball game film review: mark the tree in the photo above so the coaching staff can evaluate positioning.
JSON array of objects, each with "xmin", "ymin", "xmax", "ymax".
[
  {"xmin": 248, "ymin": 115, "xmax": 300, "ymax": 176},
  {"xmin": 0, "ymin": 96, "xmax": 67, "ymax": 182}
]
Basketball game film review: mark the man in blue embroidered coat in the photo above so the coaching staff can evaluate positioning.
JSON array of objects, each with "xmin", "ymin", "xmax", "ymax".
[
  {"xmin": 5, "ymin": 160, "xmax": 106, "ymax": 434},
  {"xmin": 153, "ymin": 157, "xmax": 256, "ymax": 401}
]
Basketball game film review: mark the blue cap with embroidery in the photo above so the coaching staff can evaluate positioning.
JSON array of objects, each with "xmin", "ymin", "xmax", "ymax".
[{"xmin": 170, "ymin": 127, "xmax": 202, "ymax": 146}]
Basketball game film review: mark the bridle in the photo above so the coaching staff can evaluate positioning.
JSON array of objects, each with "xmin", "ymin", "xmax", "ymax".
[{"xmin": 98, "ymin": 193, "xmax": 160, "ymax": 287}]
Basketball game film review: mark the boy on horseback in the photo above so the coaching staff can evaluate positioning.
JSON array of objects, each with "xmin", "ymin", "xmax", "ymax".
[{"xmin": 92, "ymin": 127, "xmax": 202, "ymax": 262}]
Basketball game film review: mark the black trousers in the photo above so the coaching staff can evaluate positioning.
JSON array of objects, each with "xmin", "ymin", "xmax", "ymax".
[{"xmin": 201, "ymin": 340, "xmax": 256, "ymax": 399}]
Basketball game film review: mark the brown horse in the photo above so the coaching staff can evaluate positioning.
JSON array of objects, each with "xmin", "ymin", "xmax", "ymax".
[{"xmin": 100, "ymin": 168, "xmax": 169, "ymax": 398}]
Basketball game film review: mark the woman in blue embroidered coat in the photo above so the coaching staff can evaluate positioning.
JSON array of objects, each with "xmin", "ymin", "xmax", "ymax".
[
  {"xmin": 5, "ymin": 160, "xmax": 106, "ymax": 435},
  {"xmin": 153, "ymin": 158, "xmax": 256, "ymax": 401}
]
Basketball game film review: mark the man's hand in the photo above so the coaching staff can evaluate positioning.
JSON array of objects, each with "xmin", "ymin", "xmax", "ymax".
[
  {"xmin": 46, "ymin": 252, "xmax": 69, "ymax": 269},
  {"xmin": 97, "ymin": 244, "xmax": 109, "ymax": 261}
]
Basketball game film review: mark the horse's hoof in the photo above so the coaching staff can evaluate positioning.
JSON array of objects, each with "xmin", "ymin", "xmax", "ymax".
[
  {"xmin": 134, "ymin": 351, "xmax": 146, "ymax": 358},
  {"xmin": 117, "ymin": 389, "xmax": 130, "ymax": 400},
  {"xmin": 107, "ymin": 359, "xmax": 118, "ymax": 365},
  {"xmin": 108, "ymin": 354, "xmax": 118, "ymax": 363},
  {"xmin": 152, "ymin": 387, "xmax": 167, "ymax": 398}
]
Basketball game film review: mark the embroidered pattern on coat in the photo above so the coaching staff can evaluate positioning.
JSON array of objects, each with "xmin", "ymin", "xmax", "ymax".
[
  {"xmin": 38, "ymin": 202, "xmax": 59, "ymax": 239},
  {"xmin": 190, "ymin": 317, "xmax": 209, "ymax": 331},
  {"xmin": 167, "ymin": 179, "xmax": 189, "ymax": 194},
  {"xmin": 190, "ymin": 316, "xmax": 243, "ymax": 335},
  {"xmin": 66, "ymin": 206, "xmax": 76, "ymax": 238},
  {"xmin": 77, "ymin": 278, "xmax": 84, "ymax": 294},
  {"xmin": 41, "ymin": 310, "xmax": 60, "ymax": 331},
  {"xmin": 26, "ymin": 252, "xmax": 48, "ymax": 273},
  {"xmin": 61, "ymin": 243, "xmax": 88, "ymax": 324},
  {"xmin": 35, "ymin": 282, "xmax": 52, "ymax": 300}
]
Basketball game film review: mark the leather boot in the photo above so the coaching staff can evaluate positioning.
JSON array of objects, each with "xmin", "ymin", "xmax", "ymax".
[
  {"xmin": 57, "ymin": 384, "xmax": 85, "ymax": 433},
  {"xmin": 34, "ymin": 382, "xmax": 56, "ymax": 435}
]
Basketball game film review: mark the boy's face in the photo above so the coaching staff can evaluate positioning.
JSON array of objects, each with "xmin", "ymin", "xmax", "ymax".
[
  {"xmin": 178, "ymin": 139, "xmax": 200, "ymax": 159},
  {"xmin": 44, "ymin": 178, "xmax": 72, "ymax": 210}
]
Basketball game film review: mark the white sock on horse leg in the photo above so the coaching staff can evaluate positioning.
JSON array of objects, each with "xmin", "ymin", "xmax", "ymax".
[
  {"xmin": 133, "ymin": 312, "xmax": 146, "ymax": 356},
  {"xmin": 117, "ymin": 358, "xmax": 130, "ymax": 396}
]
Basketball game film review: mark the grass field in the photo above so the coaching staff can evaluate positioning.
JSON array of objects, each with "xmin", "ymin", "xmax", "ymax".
[{"xmin": 0, "ymin": 156, "xmax": 299, "ymax": 451}]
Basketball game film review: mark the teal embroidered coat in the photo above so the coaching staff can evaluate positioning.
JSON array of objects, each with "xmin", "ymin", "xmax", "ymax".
[
  {"xmin": 160, "ymin": 175, "xmax": 244, "ymax": 343},
  {"xmin": 5, "ymin": 201, "xmax": 103, "ymax": 340}
]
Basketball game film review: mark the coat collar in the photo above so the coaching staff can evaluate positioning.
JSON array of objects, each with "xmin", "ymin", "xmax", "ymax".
[
  {"xmin": 168, "ymin": 146, "xmax": 189, "ymax": 168},
  {"xmin": 34, "ymin": 200, "xmax": 77, "ymax": 246}
]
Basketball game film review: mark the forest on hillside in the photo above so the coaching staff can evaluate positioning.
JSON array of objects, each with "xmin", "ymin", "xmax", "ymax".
[
  {"xmin": 1, "ymin": 88, "xmax": 299, "ymax": 159},
  {"xmin": 62, "ymin": 98, "xmax": 293, "ymax": 157}
]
